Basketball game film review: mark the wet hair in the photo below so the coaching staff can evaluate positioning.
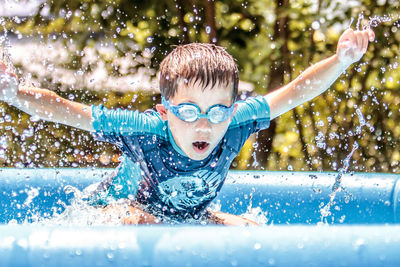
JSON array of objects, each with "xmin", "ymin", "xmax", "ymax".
[{"xmin": 159, "ymin": 43, "xmax": 239, "ymax": 101}]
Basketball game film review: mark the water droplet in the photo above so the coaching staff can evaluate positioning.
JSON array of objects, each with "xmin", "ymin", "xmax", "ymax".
[
  {"xmin": 353, "ymin": 238, "xmax": 365, "ymax": 250},
  {"xmin": 22, "ymin": 128, "xmax": 34, "ymax": 138},
  {"xmin": 17, "ymin": 238, "xmax": 28, "ymax": 248},
  {"xmin": 311, "ymin": 21, "xmax": 320, "ymax": 30},
  {"xmin": 355, "ymin": 109, "xmax": 366, "ymax": 127},
  {"xmin": 0, "ymin": 136, "xmax": 8, "ymax": 149},
  {"xmin": 268, "ymin": 258, "xmax": 275, "ymax": 265},
  {"xmin": 107, "ymin": 252, "xmax": 114, "ymax": 259},
  {"xmin": 4, "ymin": 114, "xmax": 11, "ymax": 122}
]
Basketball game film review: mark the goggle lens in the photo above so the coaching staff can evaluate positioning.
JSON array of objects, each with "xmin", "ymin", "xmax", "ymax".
[
  {"xmin": 207, "ymin": 107, "xmax": 228, "ymax": 124},
  {"xmin": 177, "ymin": 105, "xmax": 199, "ymax": 122}
]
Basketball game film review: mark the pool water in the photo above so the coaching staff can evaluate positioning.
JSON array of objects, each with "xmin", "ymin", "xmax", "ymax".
[{"xmin": 0, "ymin": 168, "xmax": 400, "ymax": 266}]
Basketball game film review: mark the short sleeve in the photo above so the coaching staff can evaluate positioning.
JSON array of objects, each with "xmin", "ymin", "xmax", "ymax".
[
  {"xmin": 230, "ymin": 96, "xmax": 270, "ymax": 133},
  {"xmin": 91, "ymin": 104, "xmax": 165, "ymax": 136}
]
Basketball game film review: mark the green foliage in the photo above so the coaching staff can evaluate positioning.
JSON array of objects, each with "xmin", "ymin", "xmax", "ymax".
[{"xmin": 1, "ymin": 0, "xmax": 400, "ymax": 173}]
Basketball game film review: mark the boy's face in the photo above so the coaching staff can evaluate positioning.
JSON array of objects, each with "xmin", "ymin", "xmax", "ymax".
[{"xmin": 157, "ymin": 80, "xmax": 237, "ymax": 161}]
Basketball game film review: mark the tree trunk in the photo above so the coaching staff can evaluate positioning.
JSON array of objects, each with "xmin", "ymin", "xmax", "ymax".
[
  {"xmin": 204, "ymin": 0, "xmax": 217, "ymax": 44},
  {"xmin": 300, "ymin": 0, "xmax": 323, "ymax": 170},
  {"xmin": 176, "ymin": 0, "xmax": 190, "ymax": 44},
  {"xmin": 252, "ymin": 0, "xmax": 291, "ymax": 169}
]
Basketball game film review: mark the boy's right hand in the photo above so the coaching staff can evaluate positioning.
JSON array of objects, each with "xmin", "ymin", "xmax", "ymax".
[
  {"xmin": 336, "ymin": 28, "xmax": 375, "ymax": 68},
  {"xmin": 0, "ymin": 62, "xmax": 19, "ymax": 104}
]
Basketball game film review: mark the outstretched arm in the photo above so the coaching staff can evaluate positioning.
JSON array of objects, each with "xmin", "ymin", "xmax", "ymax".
[
  {"xmin": 265, "ymin": 28, "xmax": 375, "ymax": 120},
  {"xmin": 0, "ymin": 63, "xmax": 94, "ymax": 132}
]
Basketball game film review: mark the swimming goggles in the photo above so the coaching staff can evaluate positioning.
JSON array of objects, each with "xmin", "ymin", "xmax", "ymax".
[{"xmin": 161, "ymin": 96, "xmax": 235, "ymax": 124}]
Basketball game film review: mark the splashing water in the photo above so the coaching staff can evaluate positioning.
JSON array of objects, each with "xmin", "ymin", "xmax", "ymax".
[
  {"xmin": 240, "ymin": 207, "xmax": 269, "ymax": 225},
  {"xmin": 0, "ymin": 17, "xmax": 15, "ymax": 73},
  {"xmin": 319, "ymin": 142, "xmax": 358, "ymax": 222},
  {"xmin": 35, "ymin": 183, "xmax": 232, "ymax": 226},
  {"xmin": 0, "ymin": 17, "xmax": 7, "ymax": 47},
  {"xmin": 209, "ymin": 196, "xmax": 269, "ymax": 225},
  {"xmin": 242, "ymin": 187, "xmax": 269, "ymax": 224},
  {"xmin": 356, "ymin": 14, "xmax": 364, "ymax": 30},
  {"xmin": 252, "ymin": 142, "xmax": 259, "ymax": 168},
  {"xmin": 355, "ymin": 108, "xmax": 375, "ymax": 135},
  {"xmin": 319, "ymin": 108, "xmax": 372, "ymax": 223},
  {"xmin": 364, "ymin": 14, "xmax": 396, "ymax": 30},
  {"xmin": 30, "ymin": 184, "xmax": 127, "ymax": 226},
  {"xmin": 23, "ymin": 187, "xmax": 40, "ymax": 207},
  {"xmin": 351, "ymin": 13, "xmax": 397, "ymax": 31},
  {"xmin": 0, "ymin": 17, "xmax": 32, "ymax": 88}
]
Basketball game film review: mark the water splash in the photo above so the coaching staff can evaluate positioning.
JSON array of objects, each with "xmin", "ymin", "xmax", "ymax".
[
  {"xmin": 0, "ymin": 17, "xmax": 16, "ymax": 74},
  {"xmin": 31, "ymin": 184, "xmax": 126, "ymax": 226},
  {"xmin": 242, "ymin": 187, "xmax": 269, "ymax": 224},
  {"xmin": 319, "ymin": 108, "xmax": 371, "ymax": 223},
  {"xmin": 319, "ymin": 142, "xmax": 358, "ymax": 221},
  {"xmin": 365, "ymin": 14, "xmax": 396, "ymax": 29},
  {"xmin": 209, "ymin": 196, "xmax": 269, "ymax": 225},
  {"xmin": 316, "ymin": 131, "xmax": 326, "ymax": 149},
  {"xmin": 23, "ymin": 187, "xmax": 39, "ymax": 207},
  {"xmin": 240, "ymin": 207, "xmax": 269, "ymax": 225},
  {"xmin": 349, "ymin": 13, "xmax": 396, "ymax": 32},
  {"xmin": 356, "ymin": 14, "xmax": 364, "ymax": 30},
  {"xmin": 354, "ymin": 108, "xmax": 375, "ymax": 135},
  {"xmin": 251, "ymin": 142, "xmax": 259, "ymax": 168}
]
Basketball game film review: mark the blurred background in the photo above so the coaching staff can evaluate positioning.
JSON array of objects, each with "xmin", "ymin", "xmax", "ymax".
[{"xmin": 0, "ymin": 0, "xmax": 398, "ymax": 172}]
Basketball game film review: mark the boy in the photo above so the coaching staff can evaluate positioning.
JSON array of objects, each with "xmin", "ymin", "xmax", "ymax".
[{"xmin": 0, "ymin": 28, "xmax": 374, "ymax": 225}]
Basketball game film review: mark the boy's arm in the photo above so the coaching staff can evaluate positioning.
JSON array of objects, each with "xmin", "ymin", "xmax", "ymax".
[
  {"xmin": 15, "ymin": 86, "xmax": 94, "ymax": 132},
  {"xmin": 0, "ymin": 63, "xmax": 94, "ymax": 132},
  {"xmin": 265, "ymin": 28, "xmax": 375, "ymax": 120}
]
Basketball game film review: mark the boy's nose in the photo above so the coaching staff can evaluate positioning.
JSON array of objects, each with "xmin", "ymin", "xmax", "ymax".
[{"xmin": 195, "ymin": 118, "xmax": 212, "ymax": 133}]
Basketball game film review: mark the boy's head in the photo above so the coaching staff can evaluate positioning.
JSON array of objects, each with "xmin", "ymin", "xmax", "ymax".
[
  {"xmin": 156, "ymin": 43, "xmax": 239, "ymax": 161},
  {"xmin": 159, "ymin": 43, "xmax": 239, "ymax": 102}
]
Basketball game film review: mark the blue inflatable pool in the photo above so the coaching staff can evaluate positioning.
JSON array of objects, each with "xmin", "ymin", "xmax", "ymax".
[{"xmin": 1, "ymin": 168, "xmax": 400, "ymax": 266}]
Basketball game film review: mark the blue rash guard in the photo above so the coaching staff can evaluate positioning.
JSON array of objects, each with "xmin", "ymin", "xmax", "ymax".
[{"xmin": 90, "ymin": 96, "xmax": 270, "ymax": 219}]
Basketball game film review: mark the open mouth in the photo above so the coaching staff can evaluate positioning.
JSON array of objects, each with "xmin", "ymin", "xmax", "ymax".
[{"xmin": 192, "ymin": 141, "xmax": 210, "ymax": 154}]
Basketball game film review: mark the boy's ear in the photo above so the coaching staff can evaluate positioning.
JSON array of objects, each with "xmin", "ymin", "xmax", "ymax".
[{"xmin": 156, "ymin": 104, "xmax": 168, "ymax": 120}]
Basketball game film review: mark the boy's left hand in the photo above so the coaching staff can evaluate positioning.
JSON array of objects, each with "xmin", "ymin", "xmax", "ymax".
[{"xmin": 336, "ymin": 28, "xmax": 375, "ymax": 68}]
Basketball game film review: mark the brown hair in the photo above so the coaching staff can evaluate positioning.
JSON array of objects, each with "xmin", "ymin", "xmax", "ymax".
[{"xmin": 159, "ymin": 43, "xmax": 239, "ymax": 101}]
